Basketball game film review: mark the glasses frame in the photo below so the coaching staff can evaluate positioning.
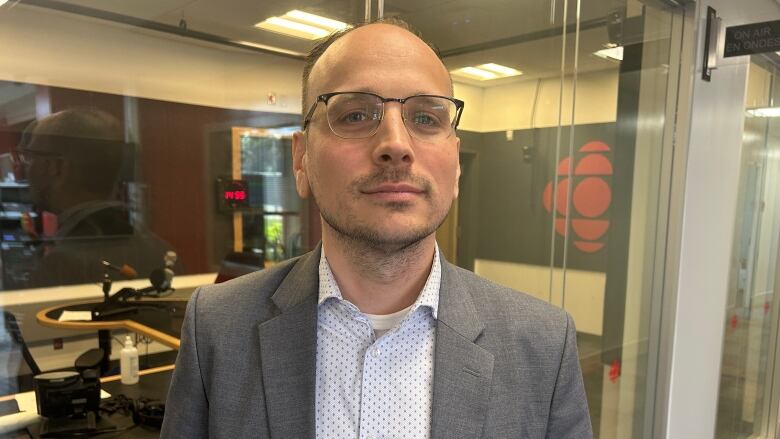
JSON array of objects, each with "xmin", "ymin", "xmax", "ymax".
[
  {"xmin": 302, "ymin": 91, "xmax": 465, "ymax": 140},
  {"xmin": 15, "ymin": 148, "xmax": 64, "ymax": 166}
]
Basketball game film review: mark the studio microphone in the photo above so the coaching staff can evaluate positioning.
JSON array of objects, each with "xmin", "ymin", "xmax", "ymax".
[
  {"xmin": 145, "ymin": 269, "xmax": 167, "ymax": 293},
  {"xmin": 101, "ymin": 260, "xmax": 138, "ymax": 279},
  {"xmin": 140, "ymin": 251, "xmax": 178, "ymax": 294}
]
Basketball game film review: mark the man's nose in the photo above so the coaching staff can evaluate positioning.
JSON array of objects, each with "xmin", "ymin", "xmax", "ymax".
[{"xmin": 371, "ymin": 104, "xmax": 415, "ymax": 166}]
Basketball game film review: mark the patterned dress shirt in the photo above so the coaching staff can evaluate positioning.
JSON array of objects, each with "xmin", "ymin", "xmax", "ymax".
[{"xmin": 315, "ymin": 246, "xmax": 441, "ymax": 439}]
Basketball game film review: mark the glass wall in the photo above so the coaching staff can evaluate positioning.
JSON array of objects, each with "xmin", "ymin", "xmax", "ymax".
[
  {"xmin": 716, "ymin": 57, "xmax": 780, "ymax": 438},
  {"xmin": 394, "ymin": 1, "xmax": 679, "ymax": 436},
  {"xmin": 0, "ymin": 0, "xmax": 685, "ymax": 436},
  {"xmin": 0, "ymin": 0, "xmax": 315, "ymax": 392}
]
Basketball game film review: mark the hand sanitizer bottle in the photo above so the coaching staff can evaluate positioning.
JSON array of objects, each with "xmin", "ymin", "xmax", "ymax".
[{"xmin": 120, "ymin": 335, "xmax": 139, "ymax": 384}]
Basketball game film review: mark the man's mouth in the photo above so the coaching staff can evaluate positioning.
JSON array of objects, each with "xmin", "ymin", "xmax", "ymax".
[
  {"xmin": 363, "ymin": 183, "xmax": 424, "ymax": 194},
  {"xmin": 361, "ymin": 183, "xmax": 425, "ymax": 202}
]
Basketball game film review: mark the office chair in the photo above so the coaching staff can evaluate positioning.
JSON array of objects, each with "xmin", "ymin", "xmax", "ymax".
[
  {"xmin": 0, "ymin": 310, "xmax": 41, "ymax": 395},
  {"xmin": 2, "ymin": 310, "xmax": 41, "ymax": 376},
  {"xmin": 214, "ymin": 250, "xmax": 264, "ymax": 283},
  {"xmin": 1, "ymin": 311, "xmax": 104, "ymax": 392}
]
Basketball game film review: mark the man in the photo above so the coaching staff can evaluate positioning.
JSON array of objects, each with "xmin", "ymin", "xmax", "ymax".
[
  {"xmin": 162, "ymin": 19, "xmax": 591, "ymax": 438},
  {"xmin": 17, "ymin": 108, "xmax": 172, "ymax": 287}
]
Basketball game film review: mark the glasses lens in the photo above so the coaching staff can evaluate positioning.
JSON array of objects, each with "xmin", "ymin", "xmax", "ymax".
[
  {"xmin": 403, "ymin": 96, "xmax": 457, "ymax": 141},
  {"xmin": 16, "ymin": 148, "xmax": 61, "ymax": 165},
  {"xmin": 326, "ymin": 93, "xmax": 383, "ymax": 139}
]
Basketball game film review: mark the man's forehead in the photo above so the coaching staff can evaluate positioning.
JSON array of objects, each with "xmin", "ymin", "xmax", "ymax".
[{"xmin": 307, "ymin": 24, "xmax": 450, "ymax": 96}]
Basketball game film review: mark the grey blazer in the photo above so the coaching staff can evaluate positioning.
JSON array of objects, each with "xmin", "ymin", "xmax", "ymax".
[{"xmin": 161, "ymin": 247, "xmax": 592, "ymax": 438}]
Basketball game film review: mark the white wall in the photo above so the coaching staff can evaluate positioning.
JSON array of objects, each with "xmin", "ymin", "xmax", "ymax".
[
  {"xmin": 454, "ymin": 69, "xmax": 619, "ymax": 133},
  {"xmin": 0, "ymin": 4, "xmax": 304, "ymax": 113},
  {"xmin": 474, "ymin": 259, "xmax": 605, "ymax": 335},
  {"xmin": 453, "ymin": 83, "xmax": 484, "ymax": 132}
]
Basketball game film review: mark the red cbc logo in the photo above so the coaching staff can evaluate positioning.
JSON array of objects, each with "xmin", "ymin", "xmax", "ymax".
[{"xmin": 542, "ymin": 140, "xmax": 613, "ymax": 253}]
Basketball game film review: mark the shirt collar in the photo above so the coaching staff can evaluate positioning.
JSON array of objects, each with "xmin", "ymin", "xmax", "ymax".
[{"xmin": 318, "ymin": 244, "xmax": 441, "ymax": 319}]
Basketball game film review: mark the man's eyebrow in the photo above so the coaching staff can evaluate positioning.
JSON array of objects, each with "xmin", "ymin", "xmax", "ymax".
[
  {"xmin": 330, "ymin": 87, "xmax": 375, "ymax": 94},
  {"xmin": 332, "ymin": 88, "xmax": 447, "ymax": 96}
]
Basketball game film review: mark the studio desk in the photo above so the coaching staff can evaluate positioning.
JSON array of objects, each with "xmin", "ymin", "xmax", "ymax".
[
  {"xmin": 36, "ymin": 297, "xmax": 188, "ymax": 374},
  {"xmin": 37, "ymin": 298, "xmax": 187, "ymax": 348}
]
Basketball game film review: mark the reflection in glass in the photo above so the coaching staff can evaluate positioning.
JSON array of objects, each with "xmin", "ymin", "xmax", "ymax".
[
  {"xmin": 716, "ymin": 59, "xmax": 780, "ymax": 439},
  {"xmin": 387, "ymin": 0, "xmax": 678, "ymax": 436},
  {"xmin": 9, "ymin": 108, "xmax": 173, "ymax": 289}
]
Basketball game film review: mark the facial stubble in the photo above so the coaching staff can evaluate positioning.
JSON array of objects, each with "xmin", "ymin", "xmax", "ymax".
[{"xmin": 314, "ymin": 168, "xmax": 452, "ymax": 254}]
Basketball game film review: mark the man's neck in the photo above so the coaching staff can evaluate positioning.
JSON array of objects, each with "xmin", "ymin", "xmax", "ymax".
[{"xmin": 321, "ymin": 226, "xmax": 436, "ymax": 315}]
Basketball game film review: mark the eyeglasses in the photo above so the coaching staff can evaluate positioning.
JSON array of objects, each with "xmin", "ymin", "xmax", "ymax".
[
  {"xmin": 15, "ymin": 148, "xmax": 63, "ymax": 166},
  {"xmin": 302, "ymin": 92, "xmax": 464, "ymax": 141}
]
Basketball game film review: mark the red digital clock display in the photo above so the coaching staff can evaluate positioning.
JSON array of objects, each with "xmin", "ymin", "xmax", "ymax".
[
  {"xmin": 224, "ymin": 190, "xmax": 246, "ymax": 201},
  {"xmin": 218, "ymin": 179, "xmax": 250, "ymax": 210}
]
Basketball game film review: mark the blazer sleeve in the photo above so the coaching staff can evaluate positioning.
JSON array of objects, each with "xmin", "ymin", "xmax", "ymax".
[
  {"xmin": 160, "ymin": 288, "xmax": 209, "ymax": 438},
  {"xmin": 546, "ymin": 313, "xmax": 593, "ymax": 439}
]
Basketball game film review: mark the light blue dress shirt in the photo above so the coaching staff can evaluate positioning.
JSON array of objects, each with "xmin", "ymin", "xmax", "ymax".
[{"xmin": 315, "ymin": 246, "xmax": 441, "ymax": 439}]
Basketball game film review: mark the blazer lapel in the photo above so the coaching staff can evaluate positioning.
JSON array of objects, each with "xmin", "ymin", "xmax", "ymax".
[
  {"xmin": 431, "ymin": 260, "xmax": 494, "ymax": 439},
  {"xmin": 257, "ymin": 247, "xmax": 321, "ymax": 439}
]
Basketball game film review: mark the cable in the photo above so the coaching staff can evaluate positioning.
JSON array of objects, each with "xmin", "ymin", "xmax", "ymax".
[
  {"xmin": 133, "ymin": 398, "xmax": 165, "ymax": 428},
  {"xmin": 137, "ymin": 335, "xmax": 152, "ymax": 369}
]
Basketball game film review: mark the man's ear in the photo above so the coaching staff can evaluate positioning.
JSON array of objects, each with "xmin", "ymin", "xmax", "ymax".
[
  {"xmin": 292, "ymin": 131, "xmax": 310, "ymax": 199},
  {"xmin": 453, "ymin": 136, "xmax": 461, "ymax": 199}
]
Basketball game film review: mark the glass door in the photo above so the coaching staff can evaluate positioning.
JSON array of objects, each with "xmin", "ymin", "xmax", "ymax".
[
  {"xmin": 383, "ymin": 0, "xmax": 685, "ymax": 436},
  {"xmin": 716, "ymin": 55, "xmax": 780, "ymax": 439}
]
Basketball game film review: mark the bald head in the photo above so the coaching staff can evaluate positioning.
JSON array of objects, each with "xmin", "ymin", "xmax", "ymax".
[
  {"xmin": 29, "ymin": 108, "xmax": 124, "ymax": 172},
  {"xmin": 24, "ymin": 108, "xmax": 126, "ymax": 211},
  {"xmin": 301, "ymin": 19, "xmax": 452, "ymax": 115},
  {"xmin": 32, "ymin": 108, "xmax": 122, "ymax": 143}
]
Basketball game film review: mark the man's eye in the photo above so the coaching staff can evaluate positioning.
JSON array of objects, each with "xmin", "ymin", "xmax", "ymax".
[
  {"xmin": 412, "ymin": 112, "xmax": 439, "ymax": 126},
  {"xmin": 344, "ymin": 111, "xmax": 369, "ymax": 123}
]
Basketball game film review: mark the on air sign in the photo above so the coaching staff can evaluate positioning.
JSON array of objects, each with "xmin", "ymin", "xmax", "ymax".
[{"xmin": 724, "ymin": 19, "xmax": 780, "ymax": 57}]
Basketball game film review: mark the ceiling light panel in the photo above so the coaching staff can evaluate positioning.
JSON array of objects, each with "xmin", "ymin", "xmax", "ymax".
[
  {"xmin": 594, "ymin": 46, "xmax": 624, "ymax": 61},
  {"xmin": 286, "ymin": 10, "xmax": 349, "ymax": 32},
  {"xmin": 451, "ymin": 63, "xmax": 522, "ymax": 81},
  {"xmin": 255, "ymin": 11, "xmax": 349, "ymax": 40},
  {"xmin": 747, "ymin": 107, "xmax": 780, "ymax": 117},
  {"xmin": 455, "ymin": 67, "xmax": 497, "ymax": 80},
  {"xmin": 477, "ymin": 63, "xmax": 522, "ymax": 76}
]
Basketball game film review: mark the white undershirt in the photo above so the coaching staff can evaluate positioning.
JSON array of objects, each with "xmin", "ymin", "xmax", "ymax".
[{"xmin": 364, "ymin": 304, "xmax": 414, "ymax": 337}]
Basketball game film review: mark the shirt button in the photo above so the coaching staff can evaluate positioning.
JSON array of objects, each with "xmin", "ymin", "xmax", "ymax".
[{"xmin": 371, "ymin": 348, "xmax": 381, "ymax": 358}]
